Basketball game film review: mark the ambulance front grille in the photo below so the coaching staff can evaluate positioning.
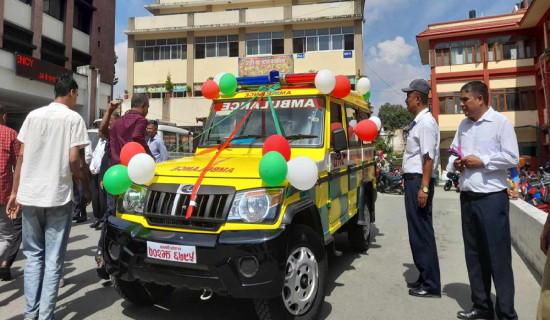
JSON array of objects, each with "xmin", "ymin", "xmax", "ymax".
[{"xmin": 143, "ymin": 185, "xmax": 235, "ymax": 231}]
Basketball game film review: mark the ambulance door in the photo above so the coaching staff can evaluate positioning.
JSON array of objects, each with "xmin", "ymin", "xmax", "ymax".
[{"xmin": 328, "ymin": 100, "xmax": 349, "ymax": 228}]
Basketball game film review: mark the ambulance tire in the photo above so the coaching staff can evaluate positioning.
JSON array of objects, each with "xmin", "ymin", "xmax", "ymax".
[
  {"xmin": 113, "ymin": 277, "xmax": 155, "ymax": 305},
  {"xmin": 254, "ymin": 225, "xmax": 327, "ymax": 320},
  {"xmin": 347, "ymin": 203, "xmax": 371, "ymax": 252}
]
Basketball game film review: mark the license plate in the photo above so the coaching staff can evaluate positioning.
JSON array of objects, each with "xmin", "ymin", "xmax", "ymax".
[{"xmin": 146, "ymin": 241, "xmax": 196, "ymax": 264}]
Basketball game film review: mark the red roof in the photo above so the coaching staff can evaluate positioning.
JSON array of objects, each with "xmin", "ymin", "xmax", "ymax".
[{"xmin": 417, "ymin": 17, "xmax": 521, "ymax": 38}]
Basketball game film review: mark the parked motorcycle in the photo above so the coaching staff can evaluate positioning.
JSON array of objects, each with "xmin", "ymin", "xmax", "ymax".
[
  {"xmin": 444, "ymin": 172, "xmax": 460, "ymax": 192},
  {"xmin": 377, "ymin": 170, "xmax": 404, "ymax": 194}
]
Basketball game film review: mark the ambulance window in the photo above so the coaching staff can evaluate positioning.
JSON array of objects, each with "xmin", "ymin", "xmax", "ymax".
[
  {"xmin": 345, "ymin": 106, "xmax": 360, "ymax": 147},
  {"xmin": 330, "ymin": 101, "xmax": 344, "ymax": 148}
]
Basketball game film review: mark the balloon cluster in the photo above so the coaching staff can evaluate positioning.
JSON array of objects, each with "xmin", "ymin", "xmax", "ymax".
[
  {"xmin": 259, "ymin": 135, "xmax": 318, "ymax": 190},
  {"xmin": 314, "ymin": 70, "xmax": 372, "ymax": 100},
  {"xmin": 356, "ymin": 77, "xmax": 372, "ymax": 101},
  {"xmin": 103, "ymin": 142, "xmax": 156, "ymax": 195},
  {"xmin": 353, "ymin": 116, "xmax": 382, "ymax": 142},
  {"xmin": 202, "ymin": 72, "xmax": 238, "ymax": 99}
]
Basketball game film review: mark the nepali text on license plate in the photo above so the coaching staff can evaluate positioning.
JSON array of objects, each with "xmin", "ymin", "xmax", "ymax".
[{"xmin": 146, "ymin": 241, "xmax": 196, "ymax": 264}]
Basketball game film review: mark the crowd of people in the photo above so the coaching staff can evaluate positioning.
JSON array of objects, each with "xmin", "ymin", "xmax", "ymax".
[
  {"xmin": 0, "ymin": 74, "xmax": 166, "ymax": 320},
  {"xmin": 0, "ymin": 75, "xmax": 549, "ymax": 319}
]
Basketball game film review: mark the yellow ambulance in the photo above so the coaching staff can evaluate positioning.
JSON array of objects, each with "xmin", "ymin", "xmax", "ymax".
[{"xmin": 104, "ymin": 73, "xmax": 377, "ymax": 320}]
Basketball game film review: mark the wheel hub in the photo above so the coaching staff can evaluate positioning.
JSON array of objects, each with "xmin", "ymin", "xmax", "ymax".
[{"xmin": 282, "ymin": 247, "xmax": 318, "ymax": 316}]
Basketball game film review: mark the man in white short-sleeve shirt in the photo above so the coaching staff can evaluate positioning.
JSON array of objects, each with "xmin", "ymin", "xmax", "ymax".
[
  {"xmin": 401, "ymin": 79, "xmax": 441, "ymax": 298},
  {"xmin": 6, "ymin": 74, "xmax": 90, "ymax": 320}
]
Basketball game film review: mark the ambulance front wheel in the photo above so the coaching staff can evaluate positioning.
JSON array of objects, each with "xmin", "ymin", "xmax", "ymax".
[{"xmin": 254, "ymin": 224, "xmax": 327, "ymax": 320}]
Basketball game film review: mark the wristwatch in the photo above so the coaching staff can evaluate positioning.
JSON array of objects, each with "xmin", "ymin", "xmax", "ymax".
[{"xmin": 421, "ymin": 186, "xmax": 429, "ymax": 193}]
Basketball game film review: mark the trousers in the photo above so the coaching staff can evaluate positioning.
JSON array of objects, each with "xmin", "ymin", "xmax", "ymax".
[
  {"xmin": 404, "ymin": 176, "xmax": 440, "ymax": 293},
  {"xmin": 460, "ymin": 190, "xmax": 517, "ymax": 320}
]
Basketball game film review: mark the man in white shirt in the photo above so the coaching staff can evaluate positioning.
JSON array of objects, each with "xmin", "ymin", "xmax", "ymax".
[
  {"xmin": 401, "ymin": 79, "xmax": 441, "ymax": 298},
  {"xmin": 447, "ymin": 81, "xmax": 518, "ymax": 320},
  {"xmin": 6, "ymin": 74, "xmax": 90, "ymax": 320}
]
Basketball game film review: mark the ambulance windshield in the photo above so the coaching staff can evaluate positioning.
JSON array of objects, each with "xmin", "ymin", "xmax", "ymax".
[{"xmin": 200, "ymin": 96, "xmax": 325, "ymax": 147}]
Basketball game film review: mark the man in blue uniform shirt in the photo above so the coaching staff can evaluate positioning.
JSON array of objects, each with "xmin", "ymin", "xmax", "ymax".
[
  {"xmin": 447, "ymin": 81, "xmax": 518, "ymax": 320},
  {"xmin": 146, "ymin": 120, "xmax": 168, "ymax": 163},
  {"xmin": 401, "ymin": 79, "xmax": 441, "ymax": 298}
]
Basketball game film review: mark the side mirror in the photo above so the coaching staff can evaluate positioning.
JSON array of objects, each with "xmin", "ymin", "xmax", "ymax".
[{"xmin": 332, "ymin": 128, "xmax": 347, "ymax": 153}]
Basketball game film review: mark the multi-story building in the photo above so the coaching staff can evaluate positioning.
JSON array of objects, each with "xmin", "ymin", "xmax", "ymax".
[
  {"xmin": 0, "ymin": 0, "xmax": 115, "ymax": 129},
  {"xmin": 124, "ymin": 0, "xmax": 365, "ymax": 127},
  {"xmin": 416, "ymin": 0, "xmax": 550, "ymax": 169}
]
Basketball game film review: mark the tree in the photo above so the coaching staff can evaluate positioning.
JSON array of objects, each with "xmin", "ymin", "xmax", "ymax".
[
  {"xmin": 165, "ymin": 72, "xmax": 174, "ymax": 93},
  {"xmin": 374, "ymin": 137, "xmax": 393, "ymax": 154},
  {"xmin": 377, "ymin": 103, "xmax": 413, "ymax": 131}
]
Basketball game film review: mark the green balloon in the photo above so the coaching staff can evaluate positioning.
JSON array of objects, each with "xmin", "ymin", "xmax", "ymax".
[
  {"xmin": 103, "ymin": 164, "xmax": 133, "ymax": 195},
  {"xmin": 259, "ymin": 151, "xmax": 288, "ymax": 186},
  {"xmin": 219, "ymin": 73, "xmax": 238, "ymax": 96},
  {"xmin": 363, "ymin": 91, "xmax": 371, "ymax": 100}
]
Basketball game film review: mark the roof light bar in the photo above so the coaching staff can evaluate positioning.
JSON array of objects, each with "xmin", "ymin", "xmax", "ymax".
[
  {"xmin": 280, "ymin": 73, "xmax": 316, "ymax": 85},
  {"xmin": 236, "ymin": 70, "xmax": 318, "ymax": 87}
]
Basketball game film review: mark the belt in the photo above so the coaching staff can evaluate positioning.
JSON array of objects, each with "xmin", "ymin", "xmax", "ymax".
[
  {"xmin": 461, "ymin": 189, "xmax": 507, "ymax": 199},
  {"xmin": 402, "ymin": 173, "xmax": 422, "ymax": 180}
]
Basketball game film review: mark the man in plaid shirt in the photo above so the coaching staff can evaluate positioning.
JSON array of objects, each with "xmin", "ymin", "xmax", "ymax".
[{"xmin": 0, "ymin": 104, "xmax": 21, "ymax": 280}]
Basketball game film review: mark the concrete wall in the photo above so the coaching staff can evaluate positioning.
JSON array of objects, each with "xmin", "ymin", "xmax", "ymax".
[{"xmin": 510, "ymin": 199, "xmax": 547, "ymax": 280}]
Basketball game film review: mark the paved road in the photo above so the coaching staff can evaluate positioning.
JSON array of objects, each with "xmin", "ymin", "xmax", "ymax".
[{"xmin": 0, "ymin": 188, "xmax": 541, "ymax": 319}]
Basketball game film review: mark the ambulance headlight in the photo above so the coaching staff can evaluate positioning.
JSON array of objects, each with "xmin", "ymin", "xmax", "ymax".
[
  {"xmin": 228, "ymin": 189, "xmax": 283, "ymax": 223},
  {"xmin": 121, "ymin": 186, "xmax": 147, "ymax": 214}
]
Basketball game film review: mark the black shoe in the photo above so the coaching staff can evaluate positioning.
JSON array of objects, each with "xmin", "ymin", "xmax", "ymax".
[
  {"xmin": 408, "ymin": 287, "xmax": 441, "ymax": 298},
  {"xmin": 75, "ymin": 215, "xmax": 87, "ymax": 223},
  {"xmin": 72, "ymin": 215, "xmax": 80, "ymax": 221},
  {"xmin": 0, "ymin": 267, "xmax": 10, "ymax": 281},
  {"xmin": 90, "ymin": 220, "xmax": 100, "ymax": 228},
  {"xmin": 97, "ymin": 257, "xmax": 110, "ymax": 280},
  {"xmin": 457, "ymin": 309, "xmax": 494, "ymax": 320},
  {"xmin": 95, "ymin": 222, "xmax": 104, "ymax": 231},
  {"xmin": 407, "ymin": 280, "xmax": 421, "ymax": 288}
]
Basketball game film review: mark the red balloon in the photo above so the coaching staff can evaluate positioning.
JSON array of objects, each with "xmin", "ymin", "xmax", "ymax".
[
  {"xmin": 354, "ymin": 119, "xmax": 378, "ymax": 142},
  {"xmin": 263, "ymin": 134, "xmax": 291, "ymax": 162},
  {"xmin": 120, "ymin": 142, "xmax": 146, "ymax": 166},
  {"xmin": 202, "ymin": 80, "xmax": 220, "ymax": 99},
  {"xmin": 332, "ymin": 75, "xmax": 351, "ymax": 98}
]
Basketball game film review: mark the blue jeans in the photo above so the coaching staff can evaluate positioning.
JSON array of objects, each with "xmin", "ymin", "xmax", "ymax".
[{"xmin": 22, "ymin": 202, "xmax": 72, "ymax": 320}]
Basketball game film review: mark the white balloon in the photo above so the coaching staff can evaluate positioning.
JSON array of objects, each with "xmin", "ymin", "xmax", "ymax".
[
  {"xmin": 287, "ymin": 156, "xmax": 318, "ymax": 191},
  {"xmin": 356, "ymin": 77, "xmax": 371, "ymax": 95},
  {"xmin": 128, "ymin": 153, "xmax": 156, "ymax": 185},
  {"xmin": 369, "ymin": 116, "xmax": 382, "ymax": 130},
  {"xmin": 213, "ymin": 72, "xmax": 226, "ymax": 85},
  {"xmin": 349, "ymin": 119, "xmax": 357, "ymax": 129},
  {"xmin": 314, "ymin": 69, "xmax": 336, "ymax": 94}
]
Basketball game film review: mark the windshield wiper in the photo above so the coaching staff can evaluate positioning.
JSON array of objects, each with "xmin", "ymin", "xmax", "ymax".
[
  {"xmin": 230, "ymin": 134, "xmax": 265, "ymax": 142},
  {"xmin": 285, "ymin": 134, "xmax": 318, "ymax": 141}
]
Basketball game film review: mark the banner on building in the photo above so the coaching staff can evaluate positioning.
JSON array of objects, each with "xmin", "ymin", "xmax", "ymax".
[{"xmin": 238, "ymin": 55, "xmax": 293, "ymax": 76}]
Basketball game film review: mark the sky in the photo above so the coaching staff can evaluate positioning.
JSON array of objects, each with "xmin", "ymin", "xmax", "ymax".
[{"xmin": 113, "ymin": 0, "xmax": 520, "ymax": 111}]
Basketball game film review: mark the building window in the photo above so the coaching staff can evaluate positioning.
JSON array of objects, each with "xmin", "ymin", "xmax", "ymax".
[
  {"xmin": 487, "ymin": 36, "xmax": 536, "ymax": 61},
  {"xmin": 135, "ymin": 38, "xmax": 187, "ymax": 62},
  {"xmin": 43, "ymin": 0, "xmax": 65, "ymax": 21},
  {"xmin": 18, "ymin": 0, "xmax": 31, "ymax": 4},
  {"xmin": 434, "ymin": 40, "xmax": 481, "ymax": 66},
  {"xmin": 246, "ymin": 32, "xmax": 284, "ymax": 56},
  {"xmin": 438, "ymin": 93, "xmax": 463, "ymax": 114},
  {"xmin": 73, "ymin": 2, "xmax": 93, "ymax": 34},
  {"xmin": 293, "ymin": 27, "xmax": 354, "ymax": 54},
  {"xmin": 491, "ymin": 87, "xmax": 537, "ymax": 111},
  {"xmin": 195, "ymin": 35, "xmax": 238, "ymax": 59}
]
